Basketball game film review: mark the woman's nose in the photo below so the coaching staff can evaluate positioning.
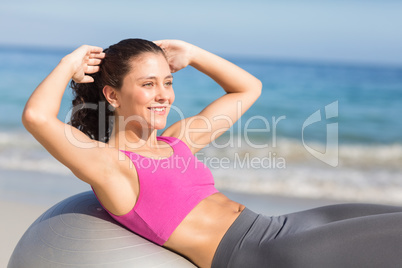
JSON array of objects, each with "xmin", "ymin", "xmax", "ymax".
[{"xmin": 156, "ymin": 85, "xmax": 171, "ymax": 101}]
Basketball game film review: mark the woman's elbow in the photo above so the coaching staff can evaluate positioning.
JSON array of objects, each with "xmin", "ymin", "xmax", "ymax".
[
  {"xmin": 252, "ymin": 79, "xmax": 263, "ymax": 99},
  {"xmin": 21, "ymin": 107, "xmax": 48, "ymax": 132},
  {"xmin": 257, "ymin": 79, "xmax": 263, "ymax": 93}
]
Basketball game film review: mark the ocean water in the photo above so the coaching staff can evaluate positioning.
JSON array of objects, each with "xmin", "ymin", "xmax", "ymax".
[{"xmin": 1, "ymin": 46, "xmax": 401, "ymax": 203}]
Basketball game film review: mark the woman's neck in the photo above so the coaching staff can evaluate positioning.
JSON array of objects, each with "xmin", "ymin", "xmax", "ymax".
[{"xmin": 107, "ymin": 120, "xmax": 159, "ymax": 152}]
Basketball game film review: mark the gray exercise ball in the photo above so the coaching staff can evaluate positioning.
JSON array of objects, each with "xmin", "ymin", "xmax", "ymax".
[{"xmin": 8, "ymin": 191, "xmax": 196, "ymax": 268}]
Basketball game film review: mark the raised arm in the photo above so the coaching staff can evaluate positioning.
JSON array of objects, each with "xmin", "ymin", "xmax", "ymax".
[
  {"xmin": 21, "ymin": 46, "xmax": 130, "ymax": 190},
  {"xmin": 156, "ymin": 40, "xmax": 262, "ymax": 153}
]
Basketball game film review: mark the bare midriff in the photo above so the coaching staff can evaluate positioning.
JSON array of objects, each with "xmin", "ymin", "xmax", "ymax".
[{"xmin": 163, "ymin": 193, "xmax": 245, "ymax": 268}]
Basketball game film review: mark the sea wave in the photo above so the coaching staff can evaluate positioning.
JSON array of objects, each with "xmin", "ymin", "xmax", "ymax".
[
  {"xmin": 0, "ymin": 131, "xmax": 70, "ymax": 174},
  {"xmin": 212, "ymin": 165, "xmax": 402, "ymax": 204},
  {"xmin": 201, "ymin": 137, "xmax": 402, "ymax": 169},
  {"xmin": 199, "ymin": 137, "xmax": 402, "ymax": 203},
  {"xmin": 1, "ymin": 131, "xmax": 401, "ymax": 203}
]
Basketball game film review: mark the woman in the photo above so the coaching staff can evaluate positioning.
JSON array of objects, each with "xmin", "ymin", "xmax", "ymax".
[{"xmin": 22, "ymin": 39, "xmax": 402, "ymax": 268}]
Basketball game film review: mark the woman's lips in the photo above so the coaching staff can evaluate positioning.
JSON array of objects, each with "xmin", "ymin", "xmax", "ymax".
[{"xmin": 148, "ymin": 106, "xmax": 167, "ymax": 115}]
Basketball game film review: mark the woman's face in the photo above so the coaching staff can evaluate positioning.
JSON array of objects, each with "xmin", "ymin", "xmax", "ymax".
[{"xmin": 116, "ymin": 52, "xmax": 175, "ymax": 131}]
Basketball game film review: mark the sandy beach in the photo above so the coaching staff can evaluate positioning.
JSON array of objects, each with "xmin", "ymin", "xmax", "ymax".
[
  {"xmin": 1, "ymin": 168, "xmax": 347, "ymax": 267},
  {"xmin": 1, "ymin": 200, "xmax": 48, "ymax": 267},
  {"xmin": 1, "ymin": 168, "xmax": 89, "ymax": 267}
]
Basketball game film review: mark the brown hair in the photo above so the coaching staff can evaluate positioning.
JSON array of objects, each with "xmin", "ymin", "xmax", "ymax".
[{"xmin": 69, "ymin": 38, "xmax": 164, "ymax": 143}]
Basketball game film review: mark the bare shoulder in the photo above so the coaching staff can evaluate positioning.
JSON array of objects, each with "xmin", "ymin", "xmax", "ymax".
[
  {"xmin": 160, "ymin": 118, "xmax": 197, "ymax": 152},
  {"xmin": 89, "ymin": 146, "xmax": 140, "ymax": 216},
  {"xmin": 161, "ymin": 115, "xmax": 217, "ymax": 154}
]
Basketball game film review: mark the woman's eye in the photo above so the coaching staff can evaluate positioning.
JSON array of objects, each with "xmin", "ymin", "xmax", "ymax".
[
  {"xmin": 165, "ymin": 81, "xmax": 173, "ymax": 86},
  {"xmin": 143, "ymin": 82, "xmax": 153, "ymax": 87}
]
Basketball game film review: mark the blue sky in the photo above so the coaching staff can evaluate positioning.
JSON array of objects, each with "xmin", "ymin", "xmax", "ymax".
[{"xmin": 1, "ymin": 0, "xmax": 401, "ymax": 66}]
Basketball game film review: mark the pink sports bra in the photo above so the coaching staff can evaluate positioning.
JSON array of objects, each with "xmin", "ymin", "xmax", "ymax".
[{"xmin": 94, "ymin": 136, "xmax": 219, "ymax": 245}]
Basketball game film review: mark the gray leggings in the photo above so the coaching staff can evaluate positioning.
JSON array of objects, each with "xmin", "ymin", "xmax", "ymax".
[{"xmin": 211, "ymin": 204, "xmax": 402, "ymax": 268}]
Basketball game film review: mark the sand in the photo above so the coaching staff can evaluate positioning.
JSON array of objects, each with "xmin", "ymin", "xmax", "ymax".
[{"xmin": 0, "ymin": 200, "xmax": 47, "ymax": 267}]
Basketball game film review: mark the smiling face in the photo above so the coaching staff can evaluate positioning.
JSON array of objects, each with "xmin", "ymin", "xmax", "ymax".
[{"xmin": 114, "ymin": 52, "xmax": 175, "ymax": 131}]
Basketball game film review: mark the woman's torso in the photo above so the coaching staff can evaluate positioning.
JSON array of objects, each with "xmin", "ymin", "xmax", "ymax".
[
  {"xmin": 104, "ymin": 136, "xmax": 245, "ymax": 267},
  {"xmin": 164, "ymin": 192, "xmax": 245, "ymax": 268}
]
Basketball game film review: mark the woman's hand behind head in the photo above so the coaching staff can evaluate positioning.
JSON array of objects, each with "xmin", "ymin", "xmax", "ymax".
[
  {"xmin": 63, "ymin": 45, "xmax": 105, "ymax": 83},
  {"xmin": 153, "ymin": 40, "xmax": 194, "ymax": 73}
]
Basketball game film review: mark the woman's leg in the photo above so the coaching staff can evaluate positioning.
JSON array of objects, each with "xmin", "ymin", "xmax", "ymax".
[
  {"xmin": 228, "ymin": 204, "xmax": 402, "ymax": 268},
  {"xmin": 276, "ymin": 203, "xmax": 402, "ymax": 238}
]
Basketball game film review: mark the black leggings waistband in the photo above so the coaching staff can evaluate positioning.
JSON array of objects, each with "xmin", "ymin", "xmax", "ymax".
[{"xmin": 211, "ymin": 208, "xmax": 260, "ymax": 268}]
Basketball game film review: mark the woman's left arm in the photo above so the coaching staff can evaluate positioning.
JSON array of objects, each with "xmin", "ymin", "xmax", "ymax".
[{"xmin": 157, "ymin": 40, "xmax": 262, "ymax": 153}]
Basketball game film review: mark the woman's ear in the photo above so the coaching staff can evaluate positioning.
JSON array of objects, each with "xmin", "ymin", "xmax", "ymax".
[{"xmin": 103, "ymin": 86, "xmax": 120, "ymax": 108}]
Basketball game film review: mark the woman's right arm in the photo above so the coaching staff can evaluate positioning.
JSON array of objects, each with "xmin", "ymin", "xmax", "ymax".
[{"xmin": 22, "ymin": 46, "xmax": 131, "ymax": 190}]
